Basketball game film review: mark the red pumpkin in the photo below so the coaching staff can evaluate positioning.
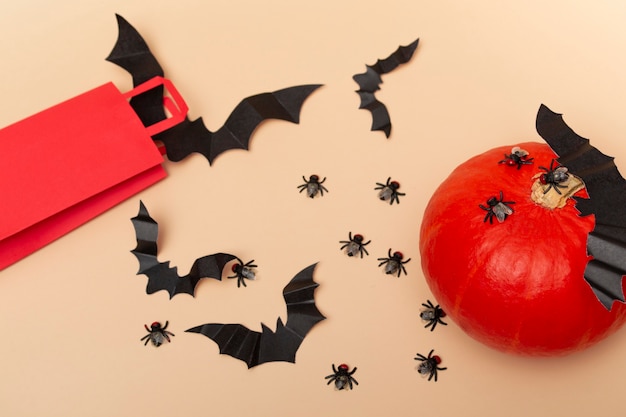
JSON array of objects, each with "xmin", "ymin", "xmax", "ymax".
[{"xmin": 419, "ymin": 142, "xmax": 626, "ymax": 355}]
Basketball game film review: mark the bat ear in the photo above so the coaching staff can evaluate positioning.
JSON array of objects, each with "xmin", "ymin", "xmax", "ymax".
[
  {"xmin": 107, "ymin": 15, "xmax": 147, "ymax": 64},
  {"xmin": 131, "ymin": 200, "xmax": 159, "ymax": 246},
  {"xmin": 106, "ymin": 14, "xmax": 164, "ymax": 84},
  {"xmin": 137, "ymin": 200, "xmax": 148, "ymax": 215},
  {"xmin": 536, "ymin": 104, "xmax": 559, "ymax": 132}
]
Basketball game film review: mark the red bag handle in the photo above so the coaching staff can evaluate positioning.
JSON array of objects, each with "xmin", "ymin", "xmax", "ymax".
[{"xmin": 122, "ymin": 76, "xmax": 188, "ymax": 136}]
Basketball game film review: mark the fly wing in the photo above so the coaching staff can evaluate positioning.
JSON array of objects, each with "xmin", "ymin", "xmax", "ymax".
[{"xmin": 493, "ymin": 203, "xmax": 513, "ymax": 223}]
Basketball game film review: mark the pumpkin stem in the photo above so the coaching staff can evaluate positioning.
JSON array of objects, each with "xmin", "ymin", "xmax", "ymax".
[{"xmin": 530, "ymin": 173, "xmax": 585, "ymax": 209}]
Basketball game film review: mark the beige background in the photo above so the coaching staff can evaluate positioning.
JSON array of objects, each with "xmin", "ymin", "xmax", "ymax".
[{"xmin": 2, "ymin": 1, "xmax": 626, "ymax": 416}]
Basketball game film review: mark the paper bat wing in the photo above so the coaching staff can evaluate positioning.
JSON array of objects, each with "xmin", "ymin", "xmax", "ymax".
[
  {"xmin": 353, "ymin": 38, "xmax": 419, "ymax": 138},
  {"xmin": 354, "ymin": 67, "xmax": 391, "ymax": 136},
  {"xmin": 153, "ymin": 84, "xmax": 322, "ymax": 163},
  {"xmin": 536, "ymin": 104, "xmax": 626, "ymax": 309},
  {"xmin": 130, "ymin": 201, "xmax": 236, "ymax": 298},
  {"xmin": 186, "ymin": 324, "xmax": 262, "ymax": 368},
  {"xmin": 282, "ymin": 263, "xmax": 326, "ymax": 337},
  {"xmin": 106, "ymin": 14, "xmax": 166, "ymax": 126},
  {"xmin": 107, "ymin": 15, "xmax": 321, "ymax": 164},
  {"xmin": 186, "ymin": 263, "xmax": 325, "ymax": 368},
  {"xmin": 134, "ymin": 259, "xmax": 196, "ymax": 297}
]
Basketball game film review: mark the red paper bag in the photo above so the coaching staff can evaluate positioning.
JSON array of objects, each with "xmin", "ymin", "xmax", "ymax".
[{"xmin": 0, "ymin": 76, "xmax": 187, "ymax": 270}]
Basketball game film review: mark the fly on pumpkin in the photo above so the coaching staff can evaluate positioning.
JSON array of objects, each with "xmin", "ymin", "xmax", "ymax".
[
  {"xmin": 479, "ymin": 191, "xmax": 514, "ymax": 224},
  {"xmin": 498, "ymin": 146, "xmax": 534, "ymax": 169},
  {"xmin": 538, "ymin": 159, "xmax": 570, "ymax": 195}
]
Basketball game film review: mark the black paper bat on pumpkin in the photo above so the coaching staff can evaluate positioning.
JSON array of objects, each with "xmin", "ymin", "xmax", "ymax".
[
  {"xmin": 353, "ymin": 38, "xmax": 419, "ymax": 138},
  {"xmin": 536, "ymin": 104, "xmax": 626, "ymax": 310},
  {"xmin": 186, "ymin": 263, "xmax": 325, "ymax": 368},
  {"xmin": 106, "ymin": 14, "xmax": 321, "ymax": 164},
  {"xmin": 130, "ymin": 201, "xmax": 238, "ymax": 298}
]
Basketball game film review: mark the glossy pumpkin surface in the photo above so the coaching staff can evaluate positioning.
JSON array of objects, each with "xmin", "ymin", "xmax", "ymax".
[{"xmin": 419, "ymin": 142, "xmax": 626, "ymax": 355}]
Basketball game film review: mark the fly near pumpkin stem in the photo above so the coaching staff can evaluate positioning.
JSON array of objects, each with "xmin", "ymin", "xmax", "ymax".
[{"xmin": 530, "ymin": 174, "xmax": 585, "ymax": 209}]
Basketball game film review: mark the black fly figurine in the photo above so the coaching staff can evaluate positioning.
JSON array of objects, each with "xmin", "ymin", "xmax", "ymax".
[
  {"xmin": 420, "ymin": 300, "xmax": 447, "ymax": 331},
  {"xmin": 339, "ymin": 232, "xmax": 371, "ymax": 258},
  {"xmin": 377, "ymin": 249, "xmax": 411, "ymax": 277},
  {"xmin": 298, "ymin": 175, "xmax": 328, "ymax": 198},
  {"xmin": 498, "ymin": 146, "xmax": 534, "ymax": 169},
  {"xmin": 538, "ymin": 159, "xmax": 570, "ymax": 195},
  {"xmin": 325, "ymin": 364, "xmax": 359, "ymax": 390},
  {"xmin": 375, "ymin": 177, "xmax": 405, "ymax": 205},
  {"xmin": 228, "ymin": 258, "xmax": 257, "ymax": 288},
  {"xmin": 414, "ymin": 349, "xmax": 447, "ymax": 382},
  {"xmin": 479, "ymin": 191, "xmax": 514, "ymax": 224},
  {"xmin": 141, "ymin": 321, "xmax": 175, "ymax": 347}
]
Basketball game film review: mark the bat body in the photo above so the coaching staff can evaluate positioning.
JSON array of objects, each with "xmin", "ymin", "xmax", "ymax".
[
  {"xmin": 353, "ymin": 39, "xmax": 419, "ymax": 137},
  {"xmin": 536, "ymin": 104, "xmax": 626, "ymax": 309},
  {"xmin": 130, "ymin": 201, "xmax": 237, "ymax": 298},
  {"xmin": 186, "ymin": 263, "xmax": 325, "ymax": 368},
  {"xmin": 107, "ymin": 15, "xmax": 321, "ymax": 164}
]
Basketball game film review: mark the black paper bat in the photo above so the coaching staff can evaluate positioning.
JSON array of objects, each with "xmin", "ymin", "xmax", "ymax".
[
  {"xmin": 130, "ymin": 201, "xmax": 237, "ymax": 298},
  {"xmin": 536, "ymin": 104, "xmax": 626, "ymax": 310},
  {"xmin": 106, "ymin": 14, "xmax": 321, "ymax": 164},
  {"xmin": 186, "ymin": 263, "xmax": 325, "ymax": 368},
  {"xmin": 106, "ymin": 14, "xmax": 166, "ymax": 127},
  {"xmin": 353, "ymin": 38, "xmax": 419, "ymax": 138}
]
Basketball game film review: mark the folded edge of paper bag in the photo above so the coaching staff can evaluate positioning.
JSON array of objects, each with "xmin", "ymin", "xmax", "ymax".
[
  {"xmin": 0, "ymin": 164, "xmax": 165, "ymax": 270},
  {"xmin": 0, "ymin": 77, "xmax": 186, "ymax": 270}
]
